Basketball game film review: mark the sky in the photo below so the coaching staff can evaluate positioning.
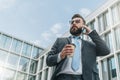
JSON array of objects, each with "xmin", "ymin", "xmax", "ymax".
[{"xmin": 0, "ymin": 0, "xmax": 108, "ymax": 48}]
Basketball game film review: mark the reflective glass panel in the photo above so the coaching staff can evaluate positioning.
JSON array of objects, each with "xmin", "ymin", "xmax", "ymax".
[
  {"xmin": 108, "ymin": 57, "xmax": 117, "ymax": 80},
  {"xmin": 7, "ymin": 53, "xmax": 19, "ymax": 69},
  {"xmin": 105, "ymin": 32, "xmax": 113, "ymax": 53},
  {"xmin": 29, "ymin": 60, "xmax": 38, "ymax": 74},
  {"xmin": 18, "ymin": 57, "xmax": 29, "ymax": 72},
  {"xmin": 98, "ymin": 16, "xmax": 104, "ymax": 32},
  {"xmin": 102, "ymin": 59, "xmax": 109, "ymax": 80},
  {"xmin": 39, "ymin": 57, "xmax": 44, "ymax": 70},
  {"xmin": 103, "ymin": 11, "xmax": 110, "ymax": 30},
  {"xmin": 1, "ymin": 68, "xmax": 16, "ymax": 80},
  {"xmin": 111, "ymin": 5, "xmax": 119, "ymax": 24},
  {"xmin": 38, "ymin": 72, "xmax": 42, "ymax": 80},
  {"xmin": 118, "ymin": 3, "xmax": 120, "ymax": 19},
  {"xmin": 0, "ymin": 34, "xmax": 12, "ymax": 49},
  {"xmin": 16, "ymin": 72, "xmax": 27, "ymax": 80},
  {"xmin": 90, "ymin": 20, "xmax": 95, "ymax": 30},
  {"xmin": 0, "ymin": 66, "xmax": 4, "ymax": 79},
  {"xmin": 11, "ymin": 39, "xmax": 22, "ymax": 54},
  {"xmin": 44, "ymin": 68, "xmax": 48, "ymax": 80},
  {"xmin": 22, "ymin": 43, "xmax": 32, "ymax": 57},
  {"xmin": 32, "ymin": 47, "xmax": 39, "ymax": 59},
  {"xmin": 114, "ymin": 27, "xmax": 120, "ymax": 50},
  {"xmin": 0, "ymin": 50, "xmax": 7, "ymax": 65},
  {"xmin": 28, "ymin": 75, "xmax": 36, "ymax": 80},
  {"xmin": 32, "ymin": 47, "xmax": 43, "ymax": 59},
  {"xmin": 118, "ymin": 53, "xmax": 120, "ymax": 72}
]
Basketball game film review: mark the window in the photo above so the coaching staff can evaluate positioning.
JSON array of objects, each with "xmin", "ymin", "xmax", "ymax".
[
  {"xmin": 114, "ymin": 27, "xmax": 120, "ymax": 50},
  {"xmin": 18, "ymin": 57, "xmax": 29, "ymax": 72},
  {"xmin": 29, "ymin": 60, "xmax": 38, "ymax": 74},
  {"xmin": 11, "ymin": 39, "xmax": 22, "ymax": 54},
  {"xmin": 32, "ymin": 47, "xmax": 42, "ymax": 59},
  {"xmin": 118, "ymin": 53, "xmax": 120, "ymax": 72},
  {"xmin": 108, "ymin": 57, "xmax": 117, "ymax": 80},
  {"xmin": 7, "ymin": 53, "xmax": 19, "ymax": 69},
  {"xmin": 98, "ymin": 15, "xmax": 104, "ymax": 32},
  {"xmin": 22, "ymin": 43, "xmax": 32, "ymax": 57},
  {"xmin": 102, "ymin": 59, "xmax": 109, "ymax": 80},
  {"xmin": 44, "ymin": 68, "xmax": 48, "ymax": 80},
  {"xmin": 1, "ymin": 68, "xmax": 16, "ymax": 80},
  {"xmin": 0, "ymin": 66, "xmax": 4, "ymax": 79},
  {"xmin": 103, "ymin": 11, "xmax": 110, "ymax": 30},
  {"xmin": 28, "ymin": 75, "xmax": 36, "ymax": 80},
  {"xmin": 105, "ymin": 32, "xmax": 113, "ymax": 53},
  {"xmin": 111, "ymin": 5, "xmax": 119, "ymax": 24},
  {"xmin": 118, "ymin": 3, "xmax": 120, "ymax": 19},
  {"xmin": 39, "ymin": 57, "xmax": 44, "ymax": 70},
  {"xmin": 38, "ymin": 72, "xmax": 42, "ymax": 80},
  {"xmin": 98, "ymin": 11, "xmax": 110, "ymax": 32},
  {"xmin": 16, "ymin": 72, "xmax": 27, "ymax": 80},
  {"xmin": 0, "ymin": 50, "xmax": 7, "ymax": 65},
  {"xmin": 89, "ymin": 20, "xmax": 95, "ymax": 30},
  {"xmin": 0, "ymin": 34, "xmax": 12, "ymax": 49}
]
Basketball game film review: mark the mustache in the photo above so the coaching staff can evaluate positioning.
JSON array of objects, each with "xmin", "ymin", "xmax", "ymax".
[{"xmin": 71, "ymin": 25, "xmax": 78, "ymax": 29}]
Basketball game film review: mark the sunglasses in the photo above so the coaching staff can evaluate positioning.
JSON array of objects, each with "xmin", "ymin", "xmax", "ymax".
[{"xmin": 69, "ymin": 19, "xmax": 80, "ymax": 24}]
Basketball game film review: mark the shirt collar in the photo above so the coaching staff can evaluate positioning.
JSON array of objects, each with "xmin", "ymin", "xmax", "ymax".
[{"xmin": 70, "ymin": 35, "xmax": 81, "ymax": 39}]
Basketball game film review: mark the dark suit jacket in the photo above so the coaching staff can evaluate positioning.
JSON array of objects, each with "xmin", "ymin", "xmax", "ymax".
[{"xmin": 46, "ymin": 30, "xmax": 110, "ymax": 80}]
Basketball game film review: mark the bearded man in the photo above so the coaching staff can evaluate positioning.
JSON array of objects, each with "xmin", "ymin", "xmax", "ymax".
[{"xmin": 46, "ymin": 14, "xmax": 110, "ymax": 80}]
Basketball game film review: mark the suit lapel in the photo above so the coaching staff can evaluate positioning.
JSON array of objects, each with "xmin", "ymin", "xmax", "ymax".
[{"xmin": 66, "ymin": 37, "xmax": 72, "ymax": 44}]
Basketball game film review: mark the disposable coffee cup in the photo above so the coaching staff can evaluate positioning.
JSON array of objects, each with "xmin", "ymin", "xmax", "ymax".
[{"xmin": 67, "ymin": 44, "xmax": 76, "ymax": 57}]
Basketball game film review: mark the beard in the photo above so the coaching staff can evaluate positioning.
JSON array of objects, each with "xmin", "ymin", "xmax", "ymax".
[{"xmin": 70, "ymin": 26, "xmax": 83, "ymax": 36}]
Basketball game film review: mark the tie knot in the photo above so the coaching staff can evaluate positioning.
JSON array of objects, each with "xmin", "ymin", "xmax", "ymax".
[{"xmin": 73, "ymin": 36, "xmax": 80, "ymax": 39}]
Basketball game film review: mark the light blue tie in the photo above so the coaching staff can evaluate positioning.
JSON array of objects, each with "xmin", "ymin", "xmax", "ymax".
[{"xmin": 72, "ymin": 37, "xmax": 80, "ymax": 71}]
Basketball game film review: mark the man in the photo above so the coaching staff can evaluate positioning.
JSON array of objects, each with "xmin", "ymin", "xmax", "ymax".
[{"xmin": 46, "ymin": 14, "xmax": 110, "ymax": 80}]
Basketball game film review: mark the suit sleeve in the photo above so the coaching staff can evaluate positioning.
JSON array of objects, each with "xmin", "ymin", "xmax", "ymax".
[
  {"xmin": 88, "ymin": 30, "xmax": 110, "ymax": 56},
  {"xmin": 46, "ymin": 38, "xmax": 60, "ymax": 67}
]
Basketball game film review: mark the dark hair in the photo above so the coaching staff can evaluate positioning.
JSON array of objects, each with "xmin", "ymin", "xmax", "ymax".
[{"xmin": 71, "ymin": 14, "xmax": 86, "ymax": 24}]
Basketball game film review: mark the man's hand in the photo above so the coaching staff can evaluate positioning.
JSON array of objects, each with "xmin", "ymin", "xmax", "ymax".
[
  {"xmin": 60, "ymin": 44, "xmax": 75, "ymax": 59},
  {"xmin": 82, "ymin": 25, "xmax": 92, "ymax": 35}
]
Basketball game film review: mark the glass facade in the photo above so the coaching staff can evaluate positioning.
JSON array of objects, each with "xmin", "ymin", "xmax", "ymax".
[
  {"xmin": 38, "ymin": 72, "xmax": 42, "ymax": 80},
  {"xmin": 0, "ymin": 32, "xmax": 44, "ymax": 80},
  {"xmin": 118, "ymin": 53, "xmax": 120, "ymax": 72},
  {"xmin": 98, "ymin": 11, "xmax": 110, "ymax": 32},
  {"xmin": 108, "ymin": 57, "xmax": 117, "ymax": 80},
  {"xmin": 37, "ymin": 1, "xmax": 120, "ymax": 80},
  {"xmin": 29, "ymin": 60, "xmax": 38, "ymax": 74},
  {"xmin": 7, "ymin": 53, "xmax": 19, "ymax": 69},
  {"xmin": 16, "ymin": 72, "xmax": 27, "ymax": 80},
  {"xmin": 88, "ymin": 20, "xmax": 95, "ymax": 30},
  {"xmin": 1, "ymin": 68, "xmax": 16, "ymax": 80},
  {"xmin": 98, "ymin": 15, "xmax": 104, "ymax": 32},
  {"xmin": 32, "ymin": 47, "xmax": 42, "ymax": 59},
  {"xmin": 0, "ymin": 34, "xmax": 12, "ymax": 49},
  {"xmin": 102, "ymin": 59, "xmax": 109, "ymax": 80},
  {"xmin": 39, "ymin": 57, "xmax": 44, "ymax": 71},
  {"xmin": 22, "ymin": 43, "xmax": 32, "ymax": 57},
  {"xmin": 0, "ymin": 50, "xmax": 8, "ymax": 65},
  {"xmin": 114, "ymin": 27, "xmax": 120, "ymax": 50},
  {"xmin": 0, "ymin": 0, "xmax": 120, "ymax": 80},
  {"xmin": 104, "ymin": 32, "xmax": 113, "ymax": 53},
  {"xmin": 102, "ymin": 57, "xmax": 117, "ymax": 80},
  {"xmin": 11, "ymin": 39, "xmax": 22, "ymax": 54},
  {"xmin": 18, "ymin": 57, "xmax": 30, "ymax": 72},
  {"xmin": 111, "ymin": 5, "xmax": 120, "ymax": 25},
  {"xmin": 103, "ymin": 11, "xmax": 110, "ymax": 30}
]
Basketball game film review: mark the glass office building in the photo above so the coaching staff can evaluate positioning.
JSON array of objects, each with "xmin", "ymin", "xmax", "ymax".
[
  {"xmin": 38, "ymin": 0, "xmax": 120, "ymax": 80},
  {"xmin": 0, "ymin": 32, "xmax": 44, "ymax": 80},
  {"xmin": 0, "ymin": 0, "xmax": 120, "ymax": 80}
]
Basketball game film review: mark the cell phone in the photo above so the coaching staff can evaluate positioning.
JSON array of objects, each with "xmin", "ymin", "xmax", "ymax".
[{"xmin": 82, "ymin": 28, "xmax": 86, "ymax": 33}]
